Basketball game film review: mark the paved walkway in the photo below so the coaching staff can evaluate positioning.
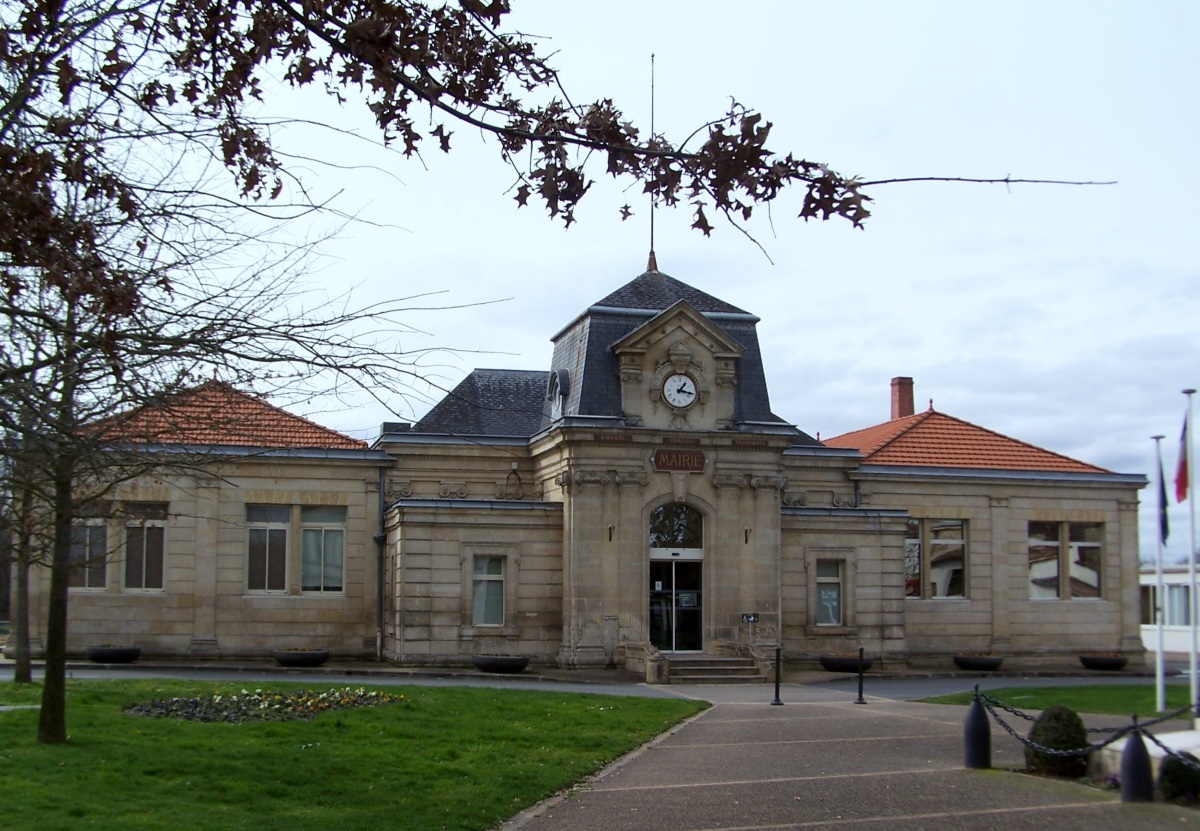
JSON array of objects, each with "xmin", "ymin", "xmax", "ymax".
[
  {"xmin": 501, "ymin": 682, "xmax": 1199, "ymax": 831},
  {"xmin": 3, "ymin": 658, "xmax": 1198, "ymax": 828}
]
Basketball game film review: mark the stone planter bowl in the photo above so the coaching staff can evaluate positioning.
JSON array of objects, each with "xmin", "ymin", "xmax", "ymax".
[
  {"xmin": 819, "ymin": 654, "xmax": 874, "ymax": 673},
  {"xmin": 471, "ymin": 654, "xmax": 530, "ymax": 674},
  {"xmin": 953, "ymin": 654, "xmax": 1004, "ymax": 671},
  {"xmin": 271, "ymin": 648, "xmax": 331, "ymax": 668},
  {"xmin": 1079, "ymin": 654, "xmax": 1128, "ymax": 671},
  {"xmin": 84, "ymin": 646, "xmax": 141, "ymax": 664}
]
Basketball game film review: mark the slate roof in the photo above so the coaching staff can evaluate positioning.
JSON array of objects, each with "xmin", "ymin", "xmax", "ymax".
[
  {"xmin": 549, "ymin": 269, "xmax": 792, "ymax": 431},
  {"xmin": 97, "ymin": 382, "xmax": 368, "ymax": 450},
  {"xmin": 822, "ymin": 408, "xmax": 1108, "ymax": 473},
  {"xmin": 412, "ymin": 369, "xmax": 547, "ymax": 437},
  {"xmin": 593, "ymin": 271, "xmax": 751, "ymax": 316},
  {"xmin": 407, "ymin": 270, "xmax": 804, "ymax": 439}
]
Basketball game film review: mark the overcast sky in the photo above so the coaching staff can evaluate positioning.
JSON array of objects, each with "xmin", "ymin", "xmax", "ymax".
[{"xmin": 269, "ymin": 1, "xmax": 1198, "ymax": 562}]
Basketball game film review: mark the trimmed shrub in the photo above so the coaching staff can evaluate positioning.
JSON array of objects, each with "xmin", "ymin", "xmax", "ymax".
[
  {"xmin": 1159, "ymin": 751, "xmax": 1200, "ymax": 803},
  {"xmin": 1024, "ymin": 705, "xmax": 1089, "ymax": 778}
]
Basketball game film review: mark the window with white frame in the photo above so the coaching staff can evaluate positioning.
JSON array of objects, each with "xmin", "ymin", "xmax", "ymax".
[
  {"xmin": 905, "ymin": 518, "xmax": 966, "ymax": 598},
  {"xmin": 124, "ymin": 502, "xmax": 167, "ymax": 590},
  {"xmin": 1027, "ymin": 521, "xmax": 1103, "ymax": 599},
  {"xmin": 1167, "ymin": 584, "xmax": 1191, "ymax": 626},
  {"xmin": 815, "ymin": 560, "xmax": 843, "ymax": 626},
  {"xmin": 69, "ymin": 521, "xmax": 108, "ymax": 589},
  {"xmin": 247, "ymin": 505, "xmax": 290, "ymax": 592},
  {"xmin": 301, "ymin": 506, "xmax": 346, "ymax": 592},
  {"xmin": 472, "ymin": 555, "xmax": 505, "ymax": 626}
]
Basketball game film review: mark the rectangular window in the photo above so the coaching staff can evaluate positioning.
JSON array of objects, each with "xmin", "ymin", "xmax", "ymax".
[
  {"xmin": 1068, "ymin": 522, "xmax": 1102, "ymax": 598},
  {"xmin": 907, "ymin": 519, "xmax": 966, "ymax": 598},
  {"xmin": 301, "ymin": 506, "xmax": 345, "ymax": 592},
  {"xmin": 1028, "ymin": 521, "xmax": 1103, "ymax": 599},
  {"xmin": 815, "ymin": 560, "xmax": 842, "ymax": 625},
  {"xmin": 247, "ymin": 505, "xmax": 290, "ymax": 592},
  {"xmin": 69, "ymin": 523, "xmax": 108, "ymax": 588},
  {"xmin": 904, "ymin": 520, "xmax": 921, "ymax": 597},
  {"xmin": 1168, "ymin": 584, "xmax": 1191, "ymax": 626},
  {"xmin": 1027, "ymin": 521, "xmax": 1061, "ymax": 599},
  {"xmin": 124, "ymin": 502, "xmax": 167, "ymax": 590},
  {"xmin": 1139, "ymin": 585, "xmax": 1155, "ymax": 626},
  {"xmin": 472, "ymin": 556, "xmax": 505, "ymax": 626}
]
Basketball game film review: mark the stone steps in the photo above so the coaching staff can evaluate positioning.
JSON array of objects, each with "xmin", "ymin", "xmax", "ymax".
[{"xmin": 667, "ymin": 655, "xmax": 765, "ymax": 684}]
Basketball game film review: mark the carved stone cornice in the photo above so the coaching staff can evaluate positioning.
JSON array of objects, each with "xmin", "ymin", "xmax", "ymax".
[
  {"xmin": 572, "ymin": 470, "xmax": 611, "ymax": 487},
  {"xmin": 781, "ymin": 490, "xmax": 807, "ymax": 507},
  {"xmin": 716, "ymin": 359, "xmax": 737, "ymax": 387},
  {"xmin": 713, "ymin": 473, "xmax": 748, "ymax": 489},
  {"xmin": 614, "ymin": 469, "xmax": 649, "ymax": 487},
  {"xmin": 494, "ymin": 470, "xmax": 524, "ymax": 500},
  {"xmin": 438, "ymin": 482, "xmax": 467, "ymax": 499},
  {"xmin": 385, "ymin": 481, "xmax": 413, "ymax": 502},
  {"xmin": 750, "ymin": 474, "xmax": 787, "ymax": 492}
]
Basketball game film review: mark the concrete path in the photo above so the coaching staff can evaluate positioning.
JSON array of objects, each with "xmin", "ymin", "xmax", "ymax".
[
  {"xmin": 4, "ymin": 658, "xmax": 1198, "ymax": 828},
  {"xmin": 501, "ymin": 682, "xmax": 1199, "ymax": 831}
]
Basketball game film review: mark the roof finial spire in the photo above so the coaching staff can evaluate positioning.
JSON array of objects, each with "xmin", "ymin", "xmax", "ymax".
[{"xmin": 647, "ymin": 52, "xmax": 658, "ymax": 273}]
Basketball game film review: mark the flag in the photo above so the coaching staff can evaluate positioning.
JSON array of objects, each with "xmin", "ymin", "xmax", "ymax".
[
  {"xmin": 1159, "ymin": 447, "xmax": 1171, "ymax": 543},
  {"xmin": 1177, "ymin": 412, "xmax": 1191, "ymax": 503}
]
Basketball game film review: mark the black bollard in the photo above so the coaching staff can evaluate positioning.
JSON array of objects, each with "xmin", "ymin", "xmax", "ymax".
[
  {"xmin": 771, "ymin": 645, "xmax": 783, "ymax": 706},
  {"xmin": 855, "ymin": 646, "xmax": 866, "ymax": 704},
  {"xmin": 964, "ymin": 685, "xmax": 991, "ymax": 769},
  {"xmin": 1120, "ymin": 717, "xmax": 1154, "ymax": 802}
]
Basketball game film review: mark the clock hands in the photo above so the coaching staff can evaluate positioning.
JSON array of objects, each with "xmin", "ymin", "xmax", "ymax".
[{"xmin": 665, "ymin": 375, "xmax": 695, "ymax": 405}]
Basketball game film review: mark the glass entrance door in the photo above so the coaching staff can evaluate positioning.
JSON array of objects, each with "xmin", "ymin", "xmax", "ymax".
[{"xmin": 649, "ymin": 559, "xmax": 703, "ymax": 652}]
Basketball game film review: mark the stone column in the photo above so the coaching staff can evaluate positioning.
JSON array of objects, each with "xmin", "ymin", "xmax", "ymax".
[{"xmin": 188, "ymin": 480, "xmax": 221, "ymax": 657}]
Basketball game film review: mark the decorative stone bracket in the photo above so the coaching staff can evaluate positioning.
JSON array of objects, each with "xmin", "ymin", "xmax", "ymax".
[
  {"xmin": 555, "ymin": 468, "xmax": 647, "ymax": 492},
  {"xmin": 385, "ymin": 480, "xmax": 413, "ymax": 502},
  {"xmin": 438, "ymin": 482, "xmax": 467, "ymax": 499}
]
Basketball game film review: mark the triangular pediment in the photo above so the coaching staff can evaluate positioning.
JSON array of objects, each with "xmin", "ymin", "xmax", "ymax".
[{"xmin": 611, "ymin": 300, "xmax": 745, "ymax": 358}]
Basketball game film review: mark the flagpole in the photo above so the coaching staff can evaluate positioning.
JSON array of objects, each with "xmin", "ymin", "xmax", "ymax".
[
  {"xmin": 1185, "ymin": 387, "xmax": 1197, "ymax": 727},
  {"xmin": 1154, "ymin": 434, "xmax": 1167, "ymax": 714}
]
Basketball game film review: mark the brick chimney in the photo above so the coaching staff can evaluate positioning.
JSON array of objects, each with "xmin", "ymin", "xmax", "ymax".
[{"xmin": 891, "ymin": 376, "xmax": 914, "ymax": 420}]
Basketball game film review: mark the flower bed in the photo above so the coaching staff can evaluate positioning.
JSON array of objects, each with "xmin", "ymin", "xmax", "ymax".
[{"xmin": 125, "ymin": 687, "xmax": 403, "ymax": 723}]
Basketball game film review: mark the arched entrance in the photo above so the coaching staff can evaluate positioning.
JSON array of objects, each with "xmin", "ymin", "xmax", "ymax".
[{"xmin": 648, "ymin": 503, "xmax": 704, "ymax": 652}]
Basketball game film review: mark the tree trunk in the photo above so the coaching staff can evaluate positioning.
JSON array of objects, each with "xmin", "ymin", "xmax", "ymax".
[
  {"xmin": 12, "ymin": 554, "xmax": 32, "ymax": 683},
  {"xmin": 37, "ymin": 467, "xmax": 72, "ymax": 743},
  {"xmin": 11, "ymin": 485, "xmax": 33, "ymax": 683}
]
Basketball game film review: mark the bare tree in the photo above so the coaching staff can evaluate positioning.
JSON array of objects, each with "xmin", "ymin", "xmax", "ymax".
[{"xmin": 1, "ymin": 1, "xmax": 1107, "ymax": 743}]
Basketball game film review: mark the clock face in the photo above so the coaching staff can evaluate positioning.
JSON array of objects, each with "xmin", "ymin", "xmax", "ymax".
[{"xmin": 662, "ymin": 373, "xmax": 697, "ymax": 408}]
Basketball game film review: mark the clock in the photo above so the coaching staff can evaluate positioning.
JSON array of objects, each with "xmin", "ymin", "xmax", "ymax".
[{"xmin": 662, "ymin": 373, "xmax": 697, "ymax": 408}]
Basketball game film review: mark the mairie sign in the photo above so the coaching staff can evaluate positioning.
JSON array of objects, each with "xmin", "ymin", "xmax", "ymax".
[{"xmin": 652, "ymin": 448, "xmax": 706, "ymax": 473}]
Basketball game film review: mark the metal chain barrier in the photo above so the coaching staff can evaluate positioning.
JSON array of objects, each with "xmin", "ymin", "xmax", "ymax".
[
  {"xmin": 1142, "ymin": 725, "xmax": 1200, "ymax": 772},
  {"xmin": 981, "ymin": 690, "xmax": 1199, "ymax": 761}
]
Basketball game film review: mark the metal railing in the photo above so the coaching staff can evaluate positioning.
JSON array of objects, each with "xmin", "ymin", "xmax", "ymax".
[{"xmin": 964, "ymin": 685, "xmax": 1199, "ymax": 803}]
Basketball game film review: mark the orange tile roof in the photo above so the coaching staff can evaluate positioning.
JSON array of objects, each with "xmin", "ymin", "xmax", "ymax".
[
  {"xmin": 97, "ymin": 382, "xmax": 367, "ymax": 450},
  {"xmin": 822, "ymin": 408, "xmax": 1108, "ymax": 474}
]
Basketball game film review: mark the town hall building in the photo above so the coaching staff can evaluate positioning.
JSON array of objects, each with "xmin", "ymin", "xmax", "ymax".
[{"xmin": 10, "ymin": 264, "xmax": 1150, "ymax": 678}]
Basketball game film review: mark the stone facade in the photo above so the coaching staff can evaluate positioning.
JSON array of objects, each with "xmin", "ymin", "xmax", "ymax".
[
  {"xmin": 17, "ymin": 450, "xmax": 387, "ymax": 660},
  {"xmin": 375, "ymin": 269, "xmax": 1147, "ymax": 672},
  {"xmin": 7, "ymin": 269, "xmax": 1148, "ymax": 673}
]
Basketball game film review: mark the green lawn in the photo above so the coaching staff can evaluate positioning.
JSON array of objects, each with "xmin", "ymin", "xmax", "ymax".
[
  {"xmin": 0, "ymin": 680, "xmax": 706, "ymax": 831},
  {"xmin": 923, "ymin": 683, "xmax": 1194, "ymax": 717}
]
